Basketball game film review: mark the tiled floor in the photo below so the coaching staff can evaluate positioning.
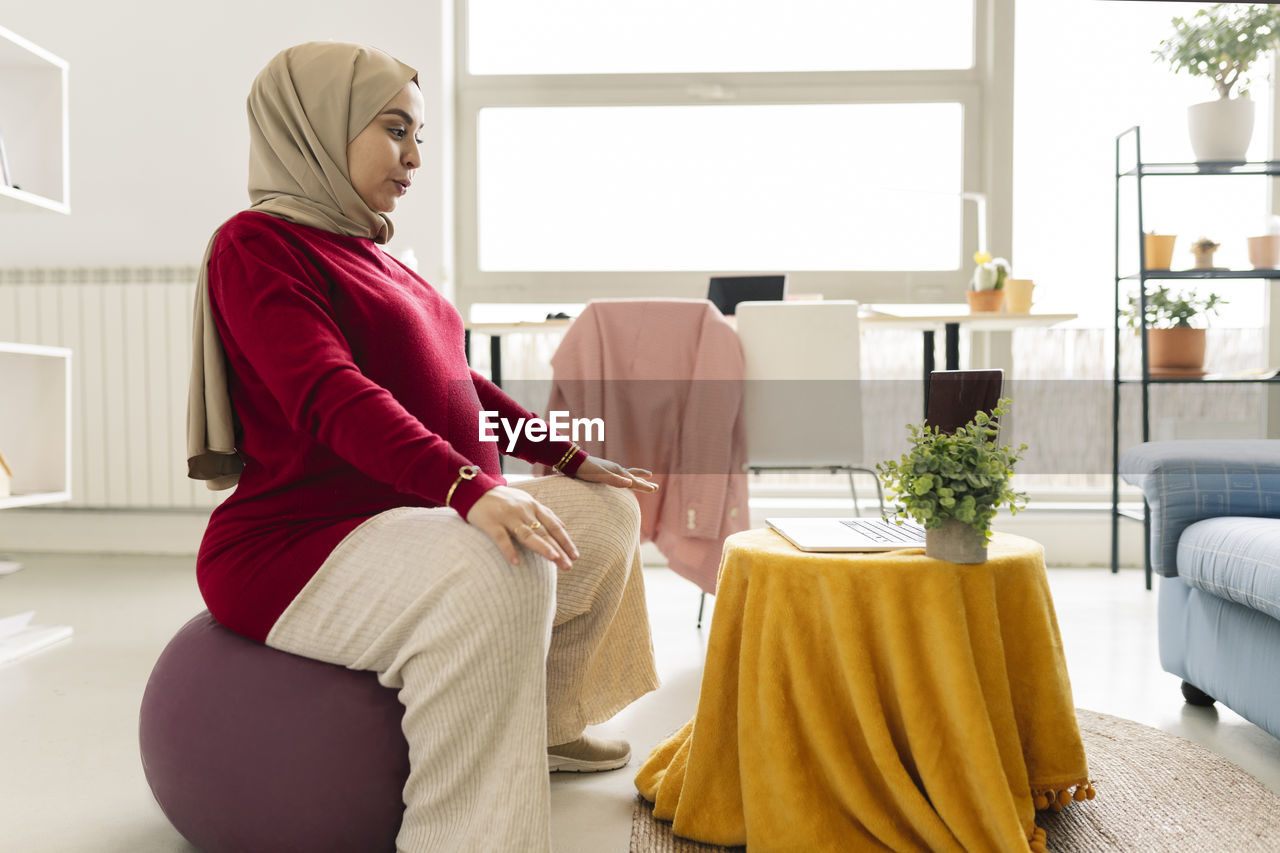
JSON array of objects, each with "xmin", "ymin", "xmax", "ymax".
[{"xmin": 2, "ymin": 551, "xmax": 1278, "ymax": 852}]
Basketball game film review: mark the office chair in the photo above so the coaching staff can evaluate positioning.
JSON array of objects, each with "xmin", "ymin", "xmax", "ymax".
[
  {"xmin": 697, "ymin": 299, "xmax": 883, "ymax": 628},
  {"xmin": 544, "ymin": 298, "xmax": 750, "ymax": 608}
]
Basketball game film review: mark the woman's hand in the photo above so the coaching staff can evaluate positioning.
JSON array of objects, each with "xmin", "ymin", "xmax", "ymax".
[
  {"xmin": 574, "ymin": 456, "xmax": 659, "ymax": 493},
  {"xmin": 467, "ymin": 486, "xmax": 578, "ymax": 570}
]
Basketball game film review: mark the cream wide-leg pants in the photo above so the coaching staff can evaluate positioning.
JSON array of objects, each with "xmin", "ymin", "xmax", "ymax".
[{"xmin": 264, "ymin": 476, "xmax": 660, "ymax": 853}]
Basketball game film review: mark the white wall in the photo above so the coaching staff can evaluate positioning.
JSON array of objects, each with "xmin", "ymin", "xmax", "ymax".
[{"xmin": 0, "ymin": 1, "xmax": 452, "ymax": 285}]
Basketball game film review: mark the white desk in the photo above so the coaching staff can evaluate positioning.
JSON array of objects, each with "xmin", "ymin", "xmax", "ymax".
[
  {"xmin": 860, "ymin": 303, "xmax": 1078, "ymax": 370},
  {"xmin": 464, "ymin": 305, "xmax": 1079, "ymax": 393},
  {"xmin": 860, "ymin": 304, "xmax": 1078, "ymax": 416}
]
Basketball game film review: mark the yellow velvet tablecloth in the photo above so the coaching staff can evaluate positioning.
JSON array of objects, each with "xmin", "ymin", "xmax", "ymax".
[{"xmin": 635, "ymin": 528, "xmax": 1092, "ymax": 852}]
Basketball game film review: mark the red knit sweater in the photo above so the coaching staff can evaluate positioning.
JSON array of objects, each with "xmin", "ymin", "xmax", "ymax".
[{"xmin": 196, "ymin": 211, "xmax": 584, "ymax": 642}]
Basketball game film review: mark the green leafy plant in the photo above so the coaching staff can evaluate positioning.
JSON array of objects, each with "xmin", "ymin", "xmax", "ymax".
[
  {"xmin": 1154, "ymin": 4, "xmax": 1280, "ymax": 99},
  {"xmin": 876, "ymin": 399, "xmax": 1028, "ymax": 544},
  {"xmin": 1124, "ymin": 284, "xmax": 1226, "ymax": 330}
]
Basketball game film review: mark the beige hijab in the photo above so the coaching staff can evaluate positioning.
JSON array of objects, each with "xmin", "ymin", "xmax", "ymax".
[{"xmin": 186, "ymin": 42, "xmax": 418, "ymax": 489}]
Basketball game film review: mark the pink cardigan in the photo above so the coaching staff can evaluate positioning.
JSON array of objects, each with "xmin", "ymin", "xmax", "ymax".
[{"xmin": 544, "ymin": 299, "xmax": 749, "ymax": 593}]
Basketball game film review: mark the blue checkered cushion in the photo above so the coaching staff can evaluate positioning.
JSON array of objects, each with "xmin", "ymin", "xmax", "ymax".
[
  {"xmin": 1178, "ymin": 517, "xmax": 1280, "ymax": 623},
  {"xmin": 1119, "ymin": 440, "xmax": 1280, "ymax": 577}
]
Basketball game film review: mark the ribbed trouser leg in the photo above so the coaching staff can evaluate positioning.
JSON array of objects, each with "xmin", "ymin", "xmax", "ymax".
[
  {"xmin": 263, "ymin": 476, "xmax": 657, "ymax": 853},
  {"xmin": 515, "ymin": 477, "xmax": 659, "ymax": 745}
]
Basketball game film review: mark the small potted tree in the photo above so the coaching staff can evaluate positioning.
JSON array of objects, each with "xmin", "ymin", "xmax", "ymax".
[
  {"xmin": 1154, "ymin": 4, "xmax": 1280, "ymax": 163},
  {"xmin": 1125, "ymin": 284, "xmax": 1226, "ymax": 376},
  {"xmin": 877, "ymin": 399, "xmax": 1028, "ymax": 564}
]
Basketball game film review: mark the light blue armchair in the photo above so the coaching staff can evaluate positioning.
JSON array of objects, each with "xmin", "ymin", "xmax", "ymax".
[{"xmin": 1120, "ymin": 440, "xmax": 1280, "ymax": 739}]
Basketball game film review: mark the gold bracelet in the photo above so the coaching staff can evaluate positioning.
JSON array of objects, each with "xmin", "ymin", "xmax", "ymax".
[
  {"xmin": 558, "ymin": 440, "xmax": 583, "ymax": 468},
  {"xmin": 553, "ymin": 443, "xmax": 581, "ymax": 473},
  {"xmin": 445, "ymin": 465, "xmax": 481, "ymax": 507}
]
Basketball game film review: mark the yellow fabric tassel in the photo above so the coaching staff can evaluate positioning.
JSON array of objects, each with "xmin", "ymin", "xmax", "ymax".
[
  {"xmin": 1029, "ymin": 826, "xmax": 1048, "ymax": 852},
  {"xmin": 1032, "ymin": 779, "xmax": 1095, "ymax": 821}
]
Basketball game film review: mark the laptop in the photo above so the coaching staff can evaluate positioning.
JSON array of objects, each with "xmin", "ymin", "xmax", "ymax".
[
  {"xmin": 767, "ymin": 516, "xmax": 927, "ymax": 552},
  {"xmin": 707, "ymin": 275, "xmax": 787, "ymax": 316},
  {"xmin": 765, "ymin": 369, "xmax": 1005, "ymax": 552}
]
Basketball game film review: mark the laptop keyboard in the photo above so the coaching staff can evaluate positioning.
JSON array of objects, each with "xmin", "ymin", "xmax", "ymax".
[{"xmin": 839, "ymin": 519, "xmax": 926, "ymax": 543}]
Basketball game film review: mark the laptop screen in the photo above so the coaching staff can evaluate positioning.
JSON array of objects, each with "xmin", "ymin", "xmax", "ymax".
[
  {"xmin": 925, "ymin": 370, "xmax": 1003, "ymax": 435},
  {"xmin": 706, "ymin": 275, "xmax": 787, "ymax": 316}
]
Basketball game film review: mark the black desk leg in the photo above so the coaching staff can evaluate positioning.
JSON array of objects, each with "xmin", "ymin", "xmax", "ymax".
[
  {"xmin": 945, "ymin": 322, "xmax": 960, "ymax": 371},
  {"xmin": 922, "ymin": 330, "xmax": 935, "ymax": 420},
  {"xmin": 490, "ymin": 336, "xmax": 503, "ymax": 389}
]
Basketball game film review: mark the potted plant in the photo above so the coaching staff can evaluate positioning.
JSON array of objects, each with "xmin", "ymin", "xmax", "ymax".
[
  {"xmin": 877, "ymin": 399, "xmax": 1028, "ymax": 564},
  {"xmin": 968, "ymin": 251, "xmax": 1008, "ymax": 313},
  {"xmin": 1125, "ymin": 284, "xmax": 1227, "ymax": 376},
  {"xmin": 1154, "ymin": 4, "xmax": 1280, "ymax": 163},
  {"xmin": 1190, "ymin": 236, "xmax": 1221, "ymax": 270}
]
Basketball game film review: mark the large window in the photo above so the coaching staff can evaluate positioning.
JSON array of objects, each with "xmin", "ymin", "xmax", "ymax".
[
  {"xmin": 478, "ymin": 103, "xmax": 964, "ymax": 272},
  {"xmin": 455, "ymin": 0, "xmax": 1012, "ymax": 314}
]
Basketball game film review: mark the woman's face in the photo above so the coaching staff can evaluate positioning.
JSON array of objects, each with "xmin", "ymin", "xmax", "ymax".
[{"xmin": 346, "ymin": 81, "xmax": 425, "ymax": 214}]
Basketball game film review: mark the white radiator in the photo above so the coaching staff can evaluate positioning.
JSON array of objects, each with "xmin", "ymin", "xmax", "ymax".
[{"xmin": 0, "ymin": 266, "xmax": 220, "ymax": 511}]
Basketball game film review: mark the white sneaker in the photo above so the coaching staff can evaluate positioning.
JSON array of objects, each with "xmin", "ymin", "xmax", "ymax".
[{"xmin": 547, "ymin": 735, "xmax": 631, "ymax": 773}]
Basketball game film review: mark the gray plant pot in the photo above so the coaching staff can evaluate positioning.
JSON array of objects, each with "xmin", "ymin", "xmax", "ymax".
[{"xmin": 925, "ymin": 519, "xmax": 988, "ymax": 564}]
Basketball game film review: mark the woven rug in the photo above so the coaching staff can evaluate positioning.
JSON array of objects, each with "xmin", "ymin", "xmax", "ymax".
[{"xmin": 630, "ymin": 709, "xmax": 1280, "ymax": 852}]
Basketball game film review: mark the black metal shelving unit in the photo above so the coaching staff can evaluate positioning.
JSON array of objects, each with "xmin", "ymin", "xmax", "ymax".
[{"xmin": 1112, "ymin": 126, "xmax": 1280, "ymax": 590}]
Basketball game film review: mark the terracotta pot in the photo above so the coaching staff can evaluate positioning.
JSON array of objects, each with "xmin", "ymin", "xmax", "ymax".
[
  {"xmin": 1248, "ymin": 235, "xmax": 1280, "ymax": 269},
  {"xmin": 1144, "ymin": 234, "xmax": 1176, "ymax": 270},
  {"xmin": 1148, "ymin": 327, "xmax": 1206, "ymax": 371},
  {"xmin": 925, "ymin": 519, "xmax": 988, "ymax": 564},
  {"xmin": 966, "ymin": 290, "xmax": 1004, "ymax": 313}
]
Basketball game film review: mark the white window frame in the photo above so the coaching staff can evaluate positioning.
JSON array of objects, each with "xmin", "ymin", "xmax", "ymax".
[{"xmin": 453, "ymin": 0, "xmax": 1014, "ymax": 317}]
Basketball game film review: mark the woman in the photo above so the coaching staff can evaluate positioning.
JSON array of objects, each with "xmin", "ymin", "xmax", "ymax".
[{"xmin": 185, "ymin": 41, "xmax": 660, "ymax": 852}]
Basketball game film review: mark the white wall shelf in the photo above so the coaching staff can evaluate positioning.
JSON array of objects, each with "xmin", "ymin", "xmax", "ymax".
[
  {"xmin": 0, "ymin": 24, "xmax": 72, "ymax": 662},
  {"xmin": 0, "ymin": 24, "xmax": 69, "ymax": 214}
]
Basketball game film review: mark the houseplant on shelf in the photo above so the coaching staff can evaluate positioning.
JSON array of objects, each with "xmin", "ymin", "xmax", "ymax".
[
  {"xmin": 1125, "ymin": 283, "xmax": 1226, "ymax": 376},
  {"xmin": 968, "ymin": 251, "xmax": 1009, "ymax": 313},
  {"xmin": 877, "ymin": 399, "xmax": 1028, "ymax": 564},
  {"xmin": 1190, "ymin": 236, "xmax": 1222, "ymax": 270},
  {"xmin": 1154, "ymin": 4, "xmax": 1280, "ymax": 163}
]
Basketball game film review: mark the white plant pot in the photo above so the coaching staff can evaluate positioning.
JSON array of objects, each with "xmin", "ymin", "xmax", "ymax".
[{"xmin": 1188, "ymin": 98, "xmax": 1255, "ymax": 163}]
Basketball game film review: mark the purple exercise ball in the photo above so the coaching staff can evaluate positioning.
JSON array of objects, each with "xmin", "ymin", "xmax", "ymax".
[{"xmin": 139, "ymin": 611, "xmax": 409, "ymax": 852}]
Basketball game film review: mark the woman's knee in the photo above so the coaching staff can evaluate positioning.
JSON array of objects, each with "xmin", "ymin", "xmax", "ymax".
[
  {"xmin": 441, "ymin": 531, "xmax": 558, "ymax": 633},
  {"xmin": 580, "ymin": 480, "xmax": 641, "ymax": 536}
]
